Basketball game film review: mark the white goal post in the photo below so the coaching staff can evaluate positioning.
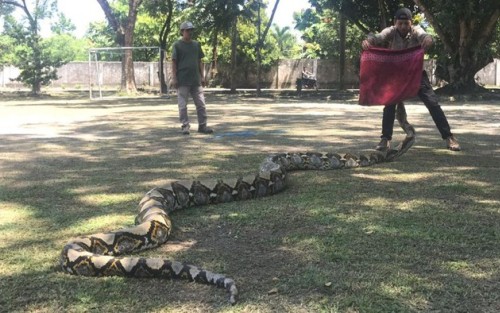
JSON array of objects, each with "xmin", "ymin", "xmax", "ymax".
[{"xmin": 88, "ymin": 46, "xmax": 168, "ymax": 99}]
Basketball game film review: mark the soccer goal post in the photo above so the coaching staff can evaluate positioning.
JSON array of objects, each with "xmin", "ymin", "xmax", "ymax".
[{"xmin": 88, "ymin": 46, "xmax": 168, "ymax": 99}]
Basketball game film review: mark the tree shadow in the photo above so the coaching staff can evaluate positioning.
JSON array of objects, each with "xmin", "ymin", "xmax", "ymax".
[{"xmin": 0, "ymin": 95, "xmax": 499, "ymax": 311}]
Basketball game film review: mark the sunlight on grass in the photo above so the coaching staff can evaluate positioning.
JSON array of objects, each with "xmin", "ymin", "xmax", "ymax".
[
  {"xmin": 207, "ymin": 214, "xmax": 222, "ymax": 221},
  {"xmin": 475, "ymin": 199, "xmax": 500, "ymax": 205},
  {"xmin": 0, "ymin": 206, "xmax": 63, "ymax": 275},
  {"xmin": 352, "ymin": 172, "xmax": 435, "ymax": 182},
  {"xmin": 77, "ymin": 193, "xmax": 138, "ymax": 206},
  {"xmin": 441, "ymin": 260, "xmax": 492, "ymax": 279},
  {"xmin": 379, "ymin": 275, "xmax": 432, "ymax": 310},
  {"xmin": 0, "ymin": 204, "xmax": 34, "ymax": 227},
  {"xmin": 71, "ymin": 214, "xmax": 134, "ymax": 234},
  {"xmin": 360, "ymin": 198, "xmax": 426, "ymax": 212},
  {"xmin": 380, "ymin": 281, "xmax": 414, "ymax": 297}
]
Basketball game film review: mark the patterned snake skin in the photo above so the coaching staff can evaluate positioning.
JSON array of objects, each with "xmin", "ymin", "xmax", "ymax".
[{"xmin": 60, "ymin": 103, "xmax": 415, "ymax": 305}]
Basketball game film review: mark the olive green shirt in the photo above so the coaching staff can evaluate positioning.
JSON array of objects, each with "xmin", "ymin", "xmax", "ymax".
[
  {"xmin": 172, "ymin": 40, "xmax": 204, "ymax": 86},
  {"xmin": 367, "ymin": 25, "xmax": 431, "ymax": 50}
]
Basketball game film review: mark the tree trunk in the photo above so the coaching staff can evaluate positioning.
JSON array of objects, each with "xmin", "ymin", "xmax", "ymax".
[
  {"xmin": 377, "ymin": 0, "xmax": 387, "ymax": 29},
  {"xmin": 19, "ymin": 0, "xmax": 42, "ymax": 95},
  {"xmin": 339, "ymin": 13, "xmax": 346, "ymax": 90},
  {"xmin": 255, "ymin": 0, "xmax": 280, "ymax": 95},
  {"xmin": 443, "ymin": 49, "xmax": 490, "ymax": 93},
  {"xmin": 122, "ymin": 27, "xmax": 137, "ymax": 94},
  {"xmin": 97, "ymin": 0, "xmax": 143, "ymax": 95},
  {"xmin": 159, "ymin": 49, "xmax": 167, "ymax": 94},
  {"xmin": 211, "ymin": 31, "xmax": 218, "ymax": 83},
  {"xmin": 413, "ymin": 0, "xmax": 500, "ymax": 93},
  {"xmin": 32, "ymin": 37, "xmax": 42, "ymax": 95},
  {"xmin": 120, "ymin": 1, "xmax": 143, "ymax": 94},
  {"xmin": 230, "ymin": 14, "xmax": 237, "ymax": 93},
  {"xmin": 256, "ymin": 1, "xmax": 262, "ymax": 95},
  {"xmin": 158, "ymin": 0, "xmax": 173, "ymax": 95}
]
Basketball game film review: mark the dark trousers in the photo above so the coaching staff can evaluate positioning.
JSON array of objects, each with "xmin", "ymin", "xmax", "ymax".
[{"xmin": 381, "ymin": 71, "xmax": 452, "ymax": 140}]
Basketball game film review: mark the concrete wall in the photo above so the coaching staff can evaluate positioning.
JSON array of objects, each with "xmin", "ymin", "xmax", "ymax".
[
  {"xmin": 474, "ymin": 58, "xmax": 500, "ymax": 86},
  {"xmin": 240, "ymin": 59, "xmax": 360, "ymax": 89},
  {"xmin": 0, "ymin": 66, "xmax": 22, "ymax": 87},
  {"xmin": 1, "ymin": 58, "xmax": 499, "ymax": 89},
  {"xmin": 63, "ymin": 61, "xmax": 164, "ymax": 88}
]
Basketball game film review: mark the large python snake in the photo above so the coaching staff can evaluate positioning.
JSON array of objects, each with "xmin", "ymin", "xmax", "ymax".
[{"xmin": 60, "ymin": 103, "xmax": 415, "ymax": 305}]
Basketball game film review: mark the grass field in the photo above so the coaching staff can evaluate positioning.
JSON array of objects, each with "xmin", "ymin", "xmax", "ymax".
[{"xmin": 0, "ymin": 90, "xmax": 499, "ymax": 312}]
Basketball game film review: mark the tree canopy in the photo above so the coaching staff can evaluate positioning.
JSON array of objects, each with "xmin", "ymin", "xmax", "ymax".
[
  {"xmin": 1, "ymin": 0, "xmax": 499, "ymax": 93},
  {"xmin": 414, "ymin": 0, "xmax": 500, "ymax": 92},
  {"xmin": 308, "ymin": 0, "xmax": 500, "ymax": 92},
  {"xmin": 0, "ymin": 0, "xmax": 79, "ymax": 94}
]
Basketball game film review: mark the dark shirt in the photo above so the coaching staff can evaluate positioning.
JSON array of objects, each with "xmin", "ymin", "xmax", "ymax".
[{"xmin": 172, "ymin": 40, "xmax": 204, "ymax": 86}]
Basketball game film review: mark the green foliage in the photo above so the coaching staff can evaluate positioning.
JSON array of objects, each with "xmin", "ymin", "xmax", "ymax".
[
  {"xmin": 414, "ymin": 0, "xmax": 499, "ymax": 91},
  {"xmin": 50, "ymin": 12, "xmax": 76, "ymax": 35},
  {"xmin": 12, "ymin": 34, "xmax": 76, "ymax": 88},
  {"xmin": 86, "ymin": 21, "xmax": 117, "ymax": 52},
  {"xmin": 493, "ymin": 23, "xmax": 500, "ymax": 57},
  {"xmin": 0, "ymin": 0, "xmax": 77, "ymax": 93},
  {"xmin": 309, "ymin": 0, "xmax": 499, "ymax": 91},
  {"xmin": 294, "ymin": 7, "xmax": 364, "ymax": 60},
  {"xmin": 309, "ymin": 0, "xmax": 415, "ymax": 33},
  {"xmin": 0, "ymin": 34, "xmax": 16, "ymax": 66},
  {"xmin": 217, "ymin": 17, "xmax": 279, "ymax": 66},
  {"xmin": 85, "ymin": 0, "xmax": 183, "ymax": 62},
  {"xmin": 271, "ymin": 24, "xmax": 301, "ymax": 59}
]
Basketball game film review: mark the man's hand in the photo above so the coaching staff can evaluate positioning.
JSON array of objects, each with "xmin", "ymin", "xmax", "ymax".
[
  {"xmin": 362, "ymin": 39, "xmax": 372, "ymax": 50},
  {"xmin": 421, "ymin": 36, "xmax": 432, "ymax": 50},
  {"xmin": 172, "ymin": 77, "xmax": 178, "ymax": 89},
  {"xmin": 200, "ymin": 77, "xmax": 206, "ymax": 87}
]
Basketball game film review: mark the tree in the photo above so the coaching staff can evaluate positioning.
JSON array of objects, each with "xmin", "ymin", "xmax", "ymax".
[
  {"xmin": 309, "ymin": 0, "xmax": 415, "ymax": 33},
  {"xmin": 226, "ymin": 0, "xmax": 251, "ymax": 92},
  {"xmin": 255, "ymin": 0, "xmax": 279, "ymax": 95},
  {"xmin": 140, "ymin": 0, "xmax": 175, "ymax": 94},
  {"xmin": 493, "ymin": 22, "xmax": 500, "ymax": 57},
  {"xmin": 50, "ymin": 12, "xmax": 76, "ymax": 34},
  {"xmin": 189, "ymin": 0, "xmax": 240, "ymax": 87},
  {"xmin": 413, "ymin": 0, "xmax": 500, "ymax": 92},
  {"xmin": 313, "ymin": 0, "xmax": 500, "ymax": 92},
  {"xmin": 206, "ymin": 1, "xmax": 281, "ymax": 89},
  {"xmin": 0, "ymin": 34, "xmax": 15, "ymax": 67},
  {"xmin": 95, "ymin": 0, "xmax": 144, "ymax": 94},
  {"xmin": 189, "ymin": 0, "xmax": 260, "ymax": 92},
  {"xmin": 157, "ymin": 0, "xmax": 173, "ymax": 94},
  {"xmin": 294, "ymin": 7, "xmax": 364, "ymax": 60},
  {"xmin": 271, "ymin": 25, "xmax": 299, "ymax": 59},
  {"xmin": 0, "ymin": 0, "xmax": 75, "ymax": 94}
]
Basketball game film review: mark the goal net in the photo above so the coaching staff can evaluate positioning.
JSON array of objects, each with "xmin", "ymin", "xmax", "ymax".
[{"xmin": 88, "ymin": 46, "xmax": 169, "ymax": 99}]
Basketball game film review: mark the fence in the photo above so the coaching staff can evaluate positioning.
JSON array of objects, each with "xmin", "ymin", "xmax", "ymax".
[{"xmin": 1, "ymin": 58, "xmax": 499, "ymax": 89}]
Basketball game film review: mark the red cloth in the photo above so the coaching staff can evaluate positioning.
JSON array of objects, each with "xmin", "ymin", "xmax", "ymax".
[{"xmin": 359, "ymin": 46, "xmax": 424, "ymax": 106}]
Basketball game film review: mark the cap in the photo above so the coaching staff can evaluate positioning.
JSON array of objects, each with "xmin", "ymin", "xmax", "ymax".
[
  {"xmin": 394, "ymin": 8, "xmax": 412, "ymax": 20},
  {"xmin": 180, "ymin": 21, "xmax": 195, "ymax": 30}
]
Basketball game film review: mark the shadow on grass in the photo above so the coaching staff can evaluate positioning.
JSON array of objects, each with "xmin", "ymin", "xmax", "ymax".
[{"xmin": 0, "ymin": 95, "xmax": 499, "ymax": 312}]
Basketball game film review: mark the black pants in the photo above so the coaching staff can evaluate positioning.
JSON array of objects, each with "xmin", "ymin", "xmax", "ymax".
[{"xmin": 381, "ymin": 71, "xmax": 452, "ymax": 140}]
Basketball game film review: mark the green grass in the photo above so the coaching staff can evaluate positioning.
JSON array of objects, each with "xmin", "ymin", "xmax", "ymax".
[{"xmin": 0, "ymin": 91, "xmax": 499, "ymax": 312}]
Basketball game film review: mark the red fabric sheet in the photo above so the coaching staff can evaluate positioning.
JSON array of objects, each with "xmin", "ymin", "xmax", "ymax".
[{"xmin": 359, "ymin": 46, "xmax": 424, "ymax": 106}]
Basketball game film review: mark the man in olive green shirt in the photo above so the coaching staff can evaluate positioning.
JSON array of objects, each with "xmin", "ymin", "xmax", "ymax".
[{"xmin": 172, "ymin": 21, "xmax": 213, "ymax": 135}]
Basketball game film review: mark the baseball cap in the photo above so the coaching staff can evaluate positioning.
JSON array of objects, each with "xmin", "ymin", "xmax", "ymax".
[
  {"xmin": 394, "ymin": 8, "xmax": 412, "ymax": 20},
  {"xmin": 180, "ymin": 21, "xmax": 195, "ymax": 30}
]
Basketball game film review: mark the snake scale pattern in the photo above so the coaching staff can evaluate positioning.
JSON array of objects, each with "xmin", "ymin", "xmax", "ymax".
[{"xmin": 60, "ymin": 103, "xmax": 415, "ymax": 304}]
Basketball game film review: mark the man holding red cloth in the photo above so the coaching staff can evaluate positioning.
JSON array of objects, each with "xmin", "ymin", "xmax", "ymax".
[{"xmin": 361, "ymin": 8, "xmax": 461, "ymax": 151}]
